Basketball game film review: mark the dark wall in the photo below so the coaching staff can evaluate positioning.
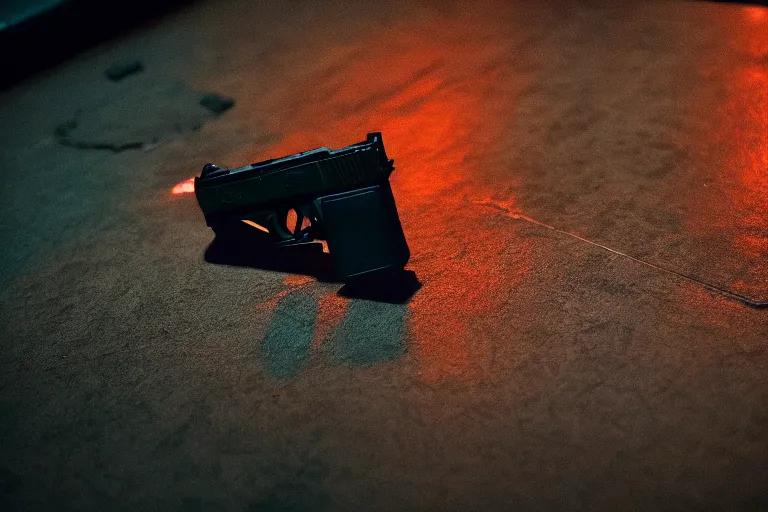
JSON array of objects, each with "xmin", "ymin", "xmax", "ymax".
[{"xmin": 0, "ymin": 0, "xmax": 193, "ymax": 90}]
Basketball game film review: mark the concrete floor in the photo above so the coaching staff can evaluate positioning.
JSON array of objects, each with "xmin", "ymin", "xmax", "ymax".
[{"xmin": 1, "ymin": 0, "xmax": 767, "ymax": 510}]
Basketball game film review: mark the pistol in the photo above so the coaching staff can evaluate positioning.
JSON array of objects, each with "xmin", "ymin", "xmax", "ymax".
[{"xmin": 195, "ymin": 133, "xmax": 410, "ymax": 281}]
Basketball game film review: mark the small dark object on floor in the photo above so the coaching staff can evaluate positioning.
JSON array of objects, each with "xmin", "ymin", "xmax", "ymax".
[
  {"xmin": 105, "ymin": 60, "xmax": 144, "ymax": 81},
  {"xmin": 200, "ymin": 93, "xmax": 235, "ymax": 114}
]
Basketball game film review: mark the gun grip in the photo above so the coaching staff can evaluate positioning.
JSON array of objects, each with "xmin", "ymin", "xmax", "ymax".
[{"xmin": 316, "ymin": 183, "xmax": 410, "ymax": 282}]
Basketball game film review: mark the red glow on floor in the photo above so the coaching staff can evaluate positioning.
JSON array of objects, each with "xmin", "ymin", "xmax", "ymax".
[
  {"xmin": 686, "ymin": 12, "xmax": 768, "ymax": 299},
  {"xmin": 744, "ymin": 6, "xmax": 766, "ymax": 24},
  {"xmin": 283, "ymin": 275, "xmax": 315, "ymax": 287},
  {"xmin": 313, "ymin": 293, "xmax": 350, "ymax": 348},
  {"xmin": 171, "ymin": 178, "xmax": 195, "ymax": 195},
  {"xmin": 236, "ymin": 9, "xmax": 532, "ymax": 384}
]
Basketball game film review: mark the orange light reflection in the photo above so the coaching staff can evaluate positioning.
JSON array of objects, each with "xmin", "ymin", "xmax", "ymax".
[
  {"xmin": 247, "ymin": 10, "xmax": 531, "ymax": 384},
  {"xmin": 686, "ymin": 7, "xmax": 768, "ymax": 299},
  {"xmin": 313, "ymin": 293, "xmax": 350, "ymax": 348},
  {"xmin": 744, "ymin": 6, "xmax": 766, "ymax": 24},
  {"xmin": 171, "ymin": 177, "xmax": 195, "ymax": 195},
  {"xmin": 231, "ymin": 6, "xmax": 534, "ymax": 384},
  {"xmin": 242, "ymin": 219, "xmax": 270, "ymax": 233}
]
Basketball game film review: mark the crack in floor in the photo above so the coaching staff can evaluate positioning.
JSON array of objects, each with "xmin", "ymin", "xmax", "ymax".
[{"xmin": 472, "ymin": 199, "xmax": 767, "ymax": 309}]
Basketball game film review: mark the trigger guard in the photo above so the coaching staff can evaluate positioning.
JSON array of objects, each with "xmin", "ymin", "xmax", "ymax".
[{"xmin": 249, "ymin": 210, "xmax": 294, "ymax": 242}]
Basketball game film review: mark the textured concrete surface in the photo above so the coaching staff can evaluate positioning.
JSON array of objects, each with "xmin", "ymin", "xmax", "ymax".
[{"xmin": 1, "ymin": 0, "xmax": 767, "ymax": 510}]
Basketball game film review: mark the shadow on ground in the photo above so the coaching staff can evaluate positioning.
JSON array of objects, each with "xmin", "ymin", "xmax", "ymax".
[
  {"xmin": 204, "ymin": 221, "xmax": 419, "ymax": 379},
  {"xmin": 204, "ymin": 221, "xmax": 421, "ymax": 304}
]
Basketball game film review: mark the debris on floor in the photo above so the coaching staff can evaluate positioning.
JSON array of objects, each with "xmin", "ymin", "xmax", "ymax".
[
  {"xmin": 199, "ymin": 93, "xmax": 235, "ymax": 115},
  {"xmin": 104, "ymin": 60, "xmax": 144, "ymax": 81}
]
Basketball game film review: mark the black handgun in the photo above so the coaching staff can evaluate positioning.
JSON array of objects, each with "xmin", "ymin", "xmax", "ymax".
[{"xmin": 195, "ymin": 133, "xmax": 410, "ymax": 281}]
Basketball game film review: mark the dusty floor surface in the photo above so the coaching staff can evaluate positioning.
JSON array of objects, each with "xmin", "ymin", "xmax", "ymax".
[{"xmin": 1, "ymin": 0, "xmax": 767, "ymax": 510}]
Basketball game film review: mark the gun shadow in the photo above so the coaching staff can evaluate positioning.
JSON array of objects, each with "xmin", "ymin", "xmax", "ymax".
[
  {"xmin": 203, "ymin": 222, "xmax": 421, "ymax": 304},
  {"xmin": 204, "ymin": 223, "xmax": 337, "ymax": 282},
  {"xmin": 260, "ymin": 288, "xmax": 412, "ymax": 380},
  {"xmin": 337, "ymin": 271, "xmax": 421, "ymax": 304},
  {"xmin": 203, "ymin": 222, "xmax": 421, "ymax": 379}
]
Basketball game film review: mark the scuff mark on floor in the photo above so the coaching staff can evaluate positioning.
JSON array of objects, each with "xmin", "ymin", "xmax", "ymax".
[{"xmin": 54, "ymin": 80, "xmax": 235, "ymax": 152}]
